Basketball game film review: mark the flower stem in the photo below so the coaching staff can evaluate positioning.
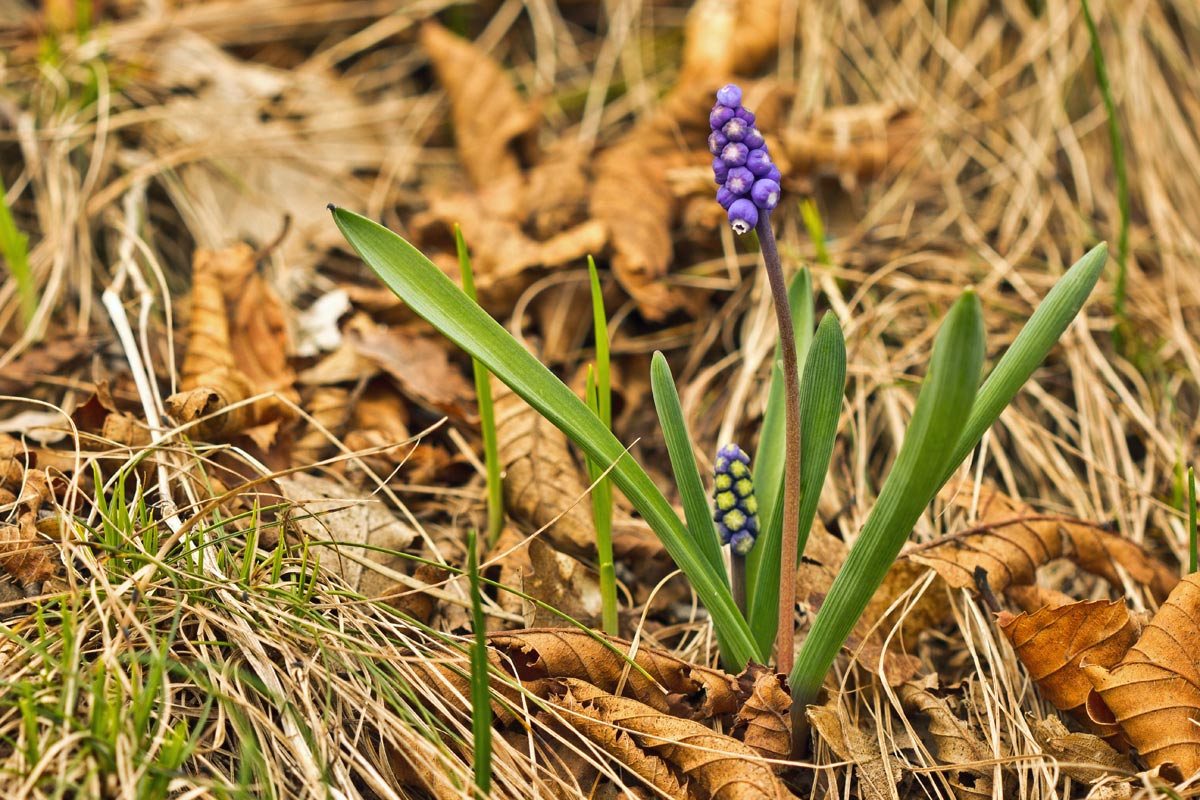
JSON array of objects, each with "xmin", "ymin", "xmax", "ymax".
[
  {"xmin": 732, "ymin": 553, "xmax": 747, "ymax": 618},
  {"xmin": 757, "ymin": 215, "xmax": 802, "ymax": 725}
]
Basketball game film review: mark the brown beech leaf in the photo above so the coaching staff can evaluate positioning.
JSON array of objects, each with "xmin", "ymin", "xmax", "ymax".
[
  {"xmin": 1004, "ymin": 583, "xmax": 1076, "ymax": 613},
  {"xmin": 169, "ymin": 245, "xmax": 296, "ymax": 443},
  {"xmin": 734, "ymin": 664, "xmax": 792, "ymax": 762},
  {"xmin": 0, "ymin": 469, "xmax": 56, "ymax": 582},
  {"xmin": 781, "ymin": 103, "xmax": 920, "ymax": 191},
  {"xmin": 998, "ymin": 599, "xmax": 1138, "ymax": 744},
  {"xmin": 347, "ymin": 318, "xmax": 475, "ymax": 421},
  {"xmin": 1029, "ymin": 715, "xmax": 1136, "ymax": 788},
  {"xmin": 420, "ymin": 21, "xmax": 537, "ymax": 188},
  {"xmin": 898, "ymin": 683, "xmax": 991, "ymax": 781},
  {"xmin": 275, "ymin": 473, "xmax": 416, "ymax": 594},
  {"xmin": 291, "ymin": 386, "xmax": 352, "ymax": 466},
  {"xmin": 1082, "ymin": 573, "xmax": 1200, "ymax": 779},
  {"xmin": 521, "ymin": 537, "xmax": 603, "ymax": 629},
  {"xmin": 808, "ymin": 699, "xmax": 905, "ymax": 800},
  {"xmin": 492, "ymin": 375, "xmax": 596, "ymax": 558},
  {"xmin": 552, "ymin": 678, "xmax": 796, "ymax": 800},
  {"xmin": 489, "ymin": 628, "xmax": 741, "ymax": 720},
  {"xmin": 0, "ymin": 337, "xmax": 93, "ymax": 395},
  {"xmin": 906, "ymin": 481, "xmax": 1177, "ymax": 601}
]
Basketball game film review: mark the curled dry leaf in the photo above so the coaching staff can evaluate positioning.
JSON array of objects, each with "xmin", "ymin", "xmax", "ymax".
[
  {"xmin": 551, "ymin": 678, "xmax": 796, "ymax": 800},
  {"xmin": 907, "ymin": 481, "xmax": 1177, "ymax": 602},
  {"xmin": 734, "ymin": 663, "xmax": 792, "ymax": 762},
  {"xmin": 1082, "ymin": 573, "xmax": 1200, "ymax": 779},
  {"xmin": 998, "ymin": 599, "xmax": 1138, "ymax": 745},
  {"xmin": 897, "ymin": 683, "xmax": 992, "ymax": 785},
  {"xmin": 167, "ymin": 244, "xmax": 297, "ymax": 444},
  {"xmin": 489, "ymin": 628, "xmax": 741, "ymax": 720},
  {"xmin": 492, "ymin": 374, "xmax": 597, "ymax": 558},
  {"xmin": 420, "ymin": 21, "xmax": 538, "ymax": 189},
  {"xmin": 808, "ymin": 699, "xmax": 906, "ymax": 800},
  {"xmin": 0, "ymin": 464, "xmax": 56, "ymax": 583},
  {"xmin": 1029, "ymin": 715, "xmax": 1136, "ymax": 789}
]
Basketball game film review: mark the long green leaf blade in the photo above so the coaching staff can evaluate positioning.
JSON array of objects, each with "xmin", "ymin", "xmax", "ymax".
[
  {"xmin": 941, "ymin": 243, "xmax": 1108, "ymax": 484},
  {"xmin": 332, "ymin": 207, "xmax": 757, "ymax": 668},
  {"xmin": 791, "ymin": 290, "xmax": 985, "ymax": 701},
  {"xmin": 747, "ymin": 312, "xmax": 846, "ymax": 656},
  {"xmin": 651, "ymin": 352, "xmax": 728, "ymax": 582}
]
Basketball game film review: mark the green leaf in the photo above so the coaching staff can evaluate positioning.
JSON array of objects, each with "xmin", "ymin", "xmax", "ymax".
[
  {"xmin": 941, "ymin": 243, "xmax": 1108, "ymax": 484},
  {"xmin": 651, "ymin": 352, "xmax": 728, "ymax": 582},
  {"xmin": 791, "ymin": 290, "xmax": 985, "ymax": 702},
  {"xmin": 467, "ymin": 529, "xmax": 492, "ymax": 796},
  {"xmin": 747, "ymin": 312, "xmax": 846, "ymax": 656},
  {"xmin": 754, "ymin": 267, "xmax": 814, "ymax": 540},
  {"xmin": 331, "ymin": 207, "xmax": 757, "ymax": 668}
]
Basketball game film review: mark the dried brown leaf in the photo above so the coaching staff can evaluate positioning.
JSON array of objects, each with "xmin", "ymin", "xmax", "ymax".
[
  {"xmin": 291, "ymin": 386, "xmax": 352, "ymax": 465},
  {"xmin": 0, "ymin": 470, "xmax": 56, "ymax": 582},
  {"xmin": 492, "ymin": 375, "xmax": 596, "ymax": 558},
  {"xmin": 907, "ymin": 482, "xmax": 1177, "ymax": 601},
  {"xmin": 420, "ymin": 21, "xmax": 537, "ymax": 188},
  {"xmin": 521, "ymin": 537, "xmax": 603, "ymax": 629},
  {"xmin": 553, "ymin": 678, "xmax": 796, "ymax": 800},
  {"xmin": 734, "ymin": 664, "xmax": 792, "ymax": 762},
  {"xmin": 1029, "ymin": 715, "xmax": 1136, "ymax": 787},
  {"xmin": 898, "ymin": 683, "xmax": 991, "ymax": 778},
  {"xmin": 489, "ymin": 628, "xmax": 741, "ymax": 720},
  {"xmin": 998, "ymin": 599, "xmax": 1138, "ymax": 743},
  {"xmin": 1082, "ymin": 573, "xmax": 1200, "ymax": 779},
  {"xmin": 808, "ymin": 699, "xmax": 905, "ymax": 800},
  {"xmin": 348, "ymin": 318, "xmax": 474, "ymax": 421}
]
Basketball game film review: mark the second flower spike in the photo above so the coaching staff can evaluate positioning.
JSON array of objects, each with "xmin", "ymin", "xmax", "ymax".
[{"xmin": 713, "ymin": 443, "xmax": 759, "ymax": 556}]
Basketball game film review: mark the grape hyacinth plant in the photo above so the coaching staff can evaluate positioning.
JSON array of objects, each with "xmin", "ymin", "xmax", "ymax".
[
  {"xmin": 711, "ymin": 85, "xmax": 804, "ymax": 679},
  {"xmin": 331, "ymin": 79, "xmax": 1107, "ymax": 762}
]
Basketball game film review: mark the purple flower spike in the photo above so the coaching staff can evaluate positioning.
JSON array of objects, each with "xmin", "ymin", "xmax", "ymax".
[
  {"xmin": 708, "ymin": 130, "xmax": 728, "ymax": 156},
  {"xmin": 720, "ymin": 142, "xmax": 749, "ymax": 166},
  {"xmin": 746, "ymin": 149, "xmax": 773, "ymax": 177},
  {"xmin": 716, "ymin": 84, "xmax": 742, "ymax": 108},
  {"xmin": 712, "ymin": 157, "xmax": 729, "ymax": 184},
  {"xmin": 743, "ymin": 128, "xmax": 765, "ymax": 149},
  {"xmin": 716, "ymin": 186, "xmax": 736, "ymax": 209},
  {"xmin": 722, "ymin": 117, "xmax": 748, "ymax": 142},
  {"xmin": 751, "ymin": 179, "xmax": 781, "ymax": 212},
  {"xmin": 728, "ymin": 198, "xmax": 758, "ymax": 235},
  {"xmin": 725, "ymin": 166, "xmax": 754, "ymax": 195},
  {"xmin": 710, "ymin": 104, "xmax": 735, "ymax": 129}
]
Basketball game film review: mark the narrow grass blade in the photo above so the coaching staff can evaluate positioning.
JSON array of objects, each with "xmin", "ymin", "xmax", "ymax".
[
  {"xmin": 1189, "ymin": 466, "xmax": 1197, "ymax": 575},
  {"xmin": 467, "ymin": 529, "xmax": 492, "ymax": 797},
  {"xmin": 799, "ymin": 199, "xmax": 831, "ymax": 266},
  {"xmin": 332, "ymin": 207, "xmax": 757, "ymax": 668},
  {"xmin": 0, "ymin": 173, "xmax": 35, "ymax": 326},
  {"xmin": 791, "ymin": 290, "xmax": 985, "ymax": 703},
  {"xmin": 940, "ymin": 243, "xmax": 1108, "ymax": 484},
  {"xmin": 747, "ymin": 312, "xmax": 846, "ymax": 656},
  {"xmin": 456, "ymin": 226, "xmax": 504, "ymax": 545},
  {"xmin": 755, "ymin": 267, "xmax": 814, "ymax": 541},
  {"xmin": 585, "ymin": 367, "xmax": 619, "ymax": 636},
  {"xmin": 650, "ymin": 352, "xmax": 728, "ymax": 583}
]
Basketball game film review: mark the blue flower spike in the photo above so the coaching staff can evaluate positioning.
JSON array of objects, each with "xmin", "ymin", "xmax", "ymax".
[
  {"xmin": 712, "ymin": 443, "xmax": 759, "ymax": 556},
  {"xmin": 710, "ymin": 84, "xmax": 780, "ymax": 235}
]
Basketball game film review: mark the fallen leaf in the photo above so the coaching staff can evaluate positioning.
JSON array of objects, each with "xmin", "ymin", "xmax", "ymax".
[
  {"xmin": 0, "ymin": 469, "xmax": 56, "ymax": 583},
  {"xmin": 275, "ymin": 473, "xmax": 416, "ymax": 595},
  {"xmin": 291, "ymin": 386, "xmax": 352, "ymax": 466},
  {"xmin": 420, "ymin": 21, "xmax": 538, "ymax": 189},
  {"xmin": 808, "ymin": 698, "xmax": 906, "ymax": 800},
  {"xmin": 551, "ymin": 678, "xmax": 796, "ymax": 800},
  {"xmin": 521, "ymin": 538, "xmax": 604, "ymax": 629},
  {"xmin": 348, "ymin": 317, "xmax": 475, "ymax": 421},
  {"xmin": 734, "ymin": 664, "xmax": 792, "ymax": 762},
  {"xmin": 906, "ymin": 481, "xmax": 1177, "ymax": 602},
  {"xmin": 492, "ymin": 374, "xmax": 596, "ymax": 558},
  {"xmin": 1082, "ymin": 573, "xmax": 1200, "ymax": 780},
  {"xmin": 1029, "ymin": 715, "xmax": 1136, "ymax": 788},
  {"xmin": 898, "ymin": 683, "xmax": 993, "ymax": 787},
  {"xmin": 489, "ymin": 628, "xmax": 741, "ymax": 720},
  {"xmin": 998, "ymin": 600, "xmax": 1138, "ymax": 743}
]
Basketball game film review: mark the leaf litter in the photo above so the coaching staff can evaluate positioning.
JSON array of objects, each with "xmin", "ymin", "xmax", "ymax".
[{"xmin": 0, "ymin": 0, "xmax": 1199, "ymax": 798}]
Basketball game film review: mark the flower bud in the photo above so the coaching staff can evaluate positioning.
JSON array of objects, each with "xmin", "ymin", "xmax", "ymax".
[
  {"xmin": 745, "ymin": 149, "xmax": 773, "ymax": 177},
  {"xmin": 708, "ymin": 130, "xmax": 728, "ymax": 156},
  {"xmin": 750, "ymin": 178, "xmax": 781, "ymax": 212},
  {"xmin": 716, "ymin": 186, "xmax": 736, "ymax": 209},
  {"xmin": 722, "ymin": 117, "xmax": 748, "ymax": 142},
  {"xmin": 716, "ymin": 84, "xmax": 742, "ymax": 108},
  {"xmin": 724, "ymin": 167, "xmax": 754, "ymax": 195},
  {"xmin": 743, "ymin": 128, "xmax": 765, "ymax": 149},
  {"xmin": 720, "ymin": 142, "xmax": 749, "ymax": 167},
  {"xmin": 712, "ymin": 157, "xmax": 729, "ymax": 184},
  {"xmin": 728, "ymin": 198, "xmax": 758, "ymax": 235},
  {"xmin": 710, "ymin": 104, "xmax": 735, "ymax": 129}
]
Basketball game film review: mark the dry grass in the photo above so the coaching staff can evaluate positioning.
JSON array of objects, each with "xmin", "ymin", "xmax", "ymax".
[{"xmin": 1, "ymin": 0, "xmax": 1198, "ymax": 797}]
